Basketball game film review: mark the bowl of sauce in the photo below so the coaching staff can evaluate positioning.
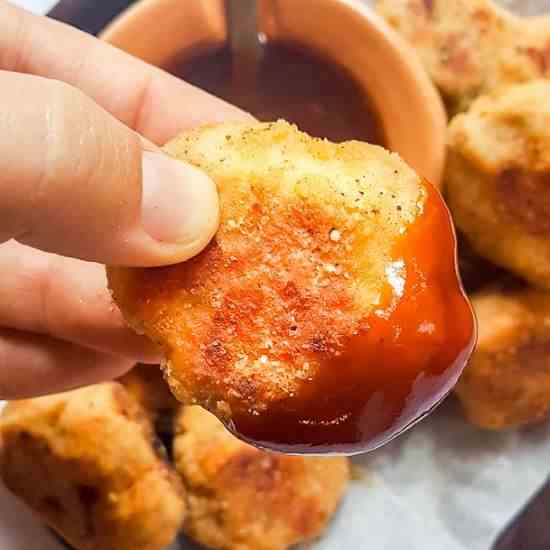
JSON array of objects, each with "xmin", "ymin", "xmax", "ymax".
[
  {"xmin": 171, "ymin": 40, "xmax": 385, "ymax": 145},
  {"xmin": 101, "ymin": 0, "xmax": 447, "ymax": 186}
]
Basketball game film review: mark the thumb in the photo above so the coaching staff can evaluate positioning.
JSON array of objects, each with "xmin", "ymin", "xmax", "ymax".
[{"xmin": 0, "ymin": 71, "xmax": 219, "ymax": 266}]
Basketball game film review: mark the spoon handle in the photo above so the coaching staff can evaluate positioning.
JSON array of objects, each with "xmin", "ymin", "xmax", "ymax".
[{"xmin": 225, "ymin": 0, "xmax": 264, "ymax": 93}]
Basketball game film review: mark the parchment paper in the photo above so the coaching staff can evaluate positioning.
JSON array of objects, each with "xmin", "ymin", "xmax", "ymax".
[
  {"xmin": 3, "ymin": 1, "xmax": 550, "ymax": 549},
  {"xmin": 320, "ymin": 399, "xmax": 550, "ymax": 550}
]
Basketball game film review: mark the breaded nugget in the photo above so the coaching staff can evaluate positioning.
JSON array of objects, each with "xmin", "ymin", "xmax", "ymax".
[
  {"xmin": 108, "ymin": 120, "xmax": 474, "ymax": 454},
  {"xmin": 446, "ymin": 80, "xmax": 550, "ymax": 289},
  {"xmin": 0, "ymin": 383, "xmax": 185, "ymax": 550},
  {"xmin": 174, "ymin": 406, "xmax": 349, "ymax": 550},
  {"xmin": 118, "ymin": 364, "xmax": 178, "ymax": 419},
  {"xmin": 456, "ymin": 288, "xmax": 550, "ymax": 429},
  {"xmin": 377, "ymin": 0, "xmax": 550, "ymax": 113}
]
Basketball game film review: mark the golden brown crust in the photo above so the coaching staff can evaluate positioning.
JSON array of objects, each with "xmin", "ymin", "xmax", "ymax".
[
  {"xmin": 107, "ymin": 120, "xmax": 424, "ymax": 423},
  {"xmin": 456, "ymin": 288, "xmax": 550, "ymax": 429},
  {"xmin": 173, "ymin": 406, "xmax": 349, "ymax": 550},
  {"xmin": 446, "ymin": 80, "xmax": 550, "ymax": 289},
  {"xmin": 0, "ymin": 383, "xmax": 185, "ymax": 550},
  {"xmin": 377, "ymin": 0, "xmax": 550, "ymax": 113}
]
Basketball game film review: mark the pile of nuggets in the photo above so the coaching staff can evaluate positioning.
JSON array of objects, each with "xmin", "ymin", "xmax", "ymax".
[
  {"xmin": 377, "ymin": 0, "xmax": 550, "ymax": 429},
  {"xmin": 0, "ymin": 366, "xmax": 349, "ymax": 550}
]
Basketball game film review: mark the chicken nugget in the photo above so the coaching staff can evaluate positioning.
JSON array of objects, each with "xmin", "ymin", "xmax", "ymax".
[
  {"xmin": 174, "ymin": 406, "xmax": 349, "ymax": 550},
  {"xmin": 377, "ymin": 0, "xmax": 550, "ymax": 114},
  {"xmin": 456, "ymin": 288, "xmax": 550, "ymax": 429},
  {"xmin": 0, "ymin": 383, "xmax": 185, "ymax": 550},
  {"xmin": 446, "ymin": 80, "xmax": 550, "ymax": 289},
  {"xmin": 108, "ymin": 120, "xmax": 474, "ymax": 454}
]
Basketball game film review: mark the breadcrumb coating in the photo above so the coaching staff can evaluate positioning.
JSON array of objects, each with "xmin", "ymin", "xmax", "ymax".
[
  {"xmin": 174, "ymin": 406, "xmax": 349, "ymax": 550},
  {"xmin": 0, "ymin": 383, "xmax": 185, "ymax": 550}
]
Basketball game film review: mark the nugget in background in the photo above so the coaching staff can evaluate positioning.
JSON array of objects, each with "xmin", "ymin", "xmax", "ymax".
[
  {"xmin": 108, "ymin": 120, "xmax": 474, "ymax": 455},
  {"xmin": 377, "ymin": 0, "xmax": 550, "ymax": 113},
  {"xmin": 456, "ymin": 288, "xmax": 550, "ymax": 429},
  {"xmin": 0, "ymin": 383, "xmax": 185, "ymax": 550},
  {"xmin": 446, "ymin": 80, "xmax": 550, "ymax": 289},
  {"xmin": 174, "ymin": 406, "xmax": 349, "ymax": 550}
]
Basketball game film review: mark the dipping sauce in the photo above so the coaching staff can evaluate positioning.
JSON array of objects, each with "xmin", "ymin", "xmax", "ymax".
[
  {"xmin": 227, "ymin": 181, "xmax": 475, "ymax": 454},
  {"xmin": 166, "ymin": 41, "xmax": 385, "ymax": 144}
]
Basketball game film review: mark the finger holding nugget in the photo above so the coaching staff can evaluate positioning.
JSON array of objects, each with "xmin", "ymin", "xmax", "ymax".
[{"xmin": 0, "ymin": 0, "xmax": 252, "ymax": 397}]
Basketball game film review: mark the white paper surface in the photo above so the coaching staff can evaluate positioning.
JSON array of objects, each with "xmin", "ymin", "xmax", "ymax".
[
  {"xmin": 320, "ymin": 399, "xmax": 550, "ymax": 550},
  {"xmin": 9, "ymin": 0, "xmax": 58, "ymax": 13},
  {"xmin": 3, "ymin": 1, "xmax": 550, "ymax": 549}
]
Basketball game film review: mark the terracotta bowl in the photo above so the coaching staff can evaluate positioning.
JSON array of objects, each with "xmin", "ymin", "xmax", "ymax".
[{"xmin": 101, "ymin": 0, "xmax": 447, "ymax": 187}]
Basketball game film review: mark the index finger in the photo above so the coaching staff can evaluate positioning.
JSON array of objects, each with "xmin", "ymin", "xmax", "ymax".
[{"xmin": 0, "ymin": 1, "xmax": 252, "ymax": 144}]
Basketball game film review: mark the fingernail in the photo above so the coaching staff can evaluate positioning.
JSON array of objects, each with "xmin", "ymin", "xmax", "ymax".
[{"xmin": 141, "ymin": 151, "xmax": 219, "ymax": 248}]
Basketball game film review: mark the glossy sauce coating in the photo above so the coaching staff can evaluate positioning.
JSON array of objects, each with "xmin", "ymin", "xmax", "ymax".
[
  {"xmin": 228, "ymin": 182, "xmax": 475, "ymax": 454},
  {"xmin": 166, "ymin": 41, "xmax": 385, "ymax": 144}
]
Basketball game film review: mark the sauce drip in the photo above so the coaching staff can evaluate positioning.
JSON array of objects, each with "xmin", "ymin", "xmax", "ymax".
[
  {"xmin": 166, "ymin": 41, "xmax": 385, "ymax": 144},
  {"xmin": 228, "ymin": 182, "xmax": 475, "ymax": 454}
]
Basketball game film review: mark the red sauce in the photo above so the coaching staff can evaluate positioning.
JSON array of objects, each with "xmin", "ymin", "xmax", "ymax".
[
  {"xmin": 166, "ymin": 41, "xmax": 385, "ymax": 144},
  {"xmin": 227, "ymin": 182, "xmax": 475, "ymax": 454}
]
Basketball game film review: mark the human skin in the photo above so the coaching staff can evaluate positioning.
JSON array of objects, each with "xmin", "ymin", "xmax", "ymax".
[{"xmin": 0, "ymin": 0, "xmax": 251, "ymax": 399}]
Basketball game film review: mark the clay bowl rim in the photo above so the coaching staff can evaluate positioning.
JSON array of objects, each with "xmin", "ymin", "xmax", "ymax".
[{"xmin": 100, "ymin": 0, "xmax": 447, "ymax": 187}]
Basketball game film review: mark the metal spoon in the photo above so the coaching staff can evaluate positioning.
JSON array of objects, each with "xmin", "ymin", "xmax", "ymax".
[{"xmin": 225, "ymin": 0, "xmax": 264, "ymax": 97}]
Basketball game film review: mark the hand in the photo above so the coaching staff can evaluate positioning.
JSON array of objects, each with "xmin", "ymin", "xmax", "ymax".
[{"xmin": 0, "ymin": 1, "xmax": 251, "ymax": 399}]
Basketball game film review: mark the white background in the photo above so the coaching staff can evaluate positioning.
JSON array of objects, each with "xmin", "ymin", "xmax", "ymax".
[{"xmin": 10, "ymin": 0, "xmax": 57, "ymax": 12}]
